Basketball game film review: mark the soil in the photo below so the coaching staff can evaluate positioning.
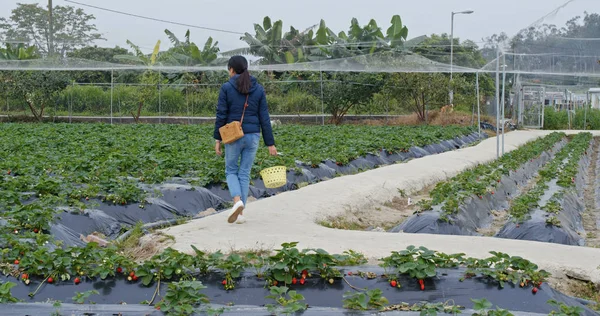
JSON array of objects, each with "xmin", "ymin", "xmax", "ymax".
[
  {"xmin": 318, "ymin": 186, "xmax": 433, "ymax": 232},
  {"xmin": 477, "ymin": 209, "xmax": 509, "ymax": 236},
  {"xmin": 583, "ymin": 139, "xmax": 600, "ymax": 248},
  {"xmin": 547, "ymin": 270, "xmax": 600, "ymax": 311}
]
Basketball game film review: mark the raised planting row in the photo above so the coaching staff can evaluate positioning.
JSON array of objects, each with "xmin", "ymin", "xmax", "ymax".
[
  {"xmin": 496, "ymin": 132, "xmax": 594, "ymax": 245},
  {"xmin": 0, "ymin": 123, "xmax": 484, "ymax": 247},
  {"xmin": 0, "ymin": 241, "xmax": 596, "ymax": 315},
  {"xmin": 394, "ymin": 132, "xmax": 567, "ymax": 235}
]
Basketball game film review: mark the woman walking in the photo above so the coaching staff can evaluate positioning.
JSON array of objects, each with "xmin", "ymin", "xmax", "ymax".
[{"xmin": 214, "ymin": 56, "xmax": 277, "ymax": 224}]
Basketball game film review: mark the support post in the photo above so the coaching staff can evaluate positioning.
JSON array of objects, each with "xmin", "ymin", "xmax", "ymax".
[
  {"xmin": 476, "ymin": 72, "xmax": 481, "ymax": 137},
  {"xmin": 501, "ymin": 54, "xmax": 506, "ymax": 155},
  {"xmin": 110, "ymin": 69, "xmax": 114, "ymax": 125},
  {"xmin": 495, "ymin": 48, "xmax": 500, "ymax": 158},
  {"xmin": 319, "ymin": 63, "xmax": 325, "ymax": 126}
]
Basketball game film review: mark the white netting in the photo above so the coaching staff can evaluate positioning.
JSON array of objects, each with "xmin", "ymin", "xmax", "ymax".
[{"xmin": 0, "ymin": 51, "xmax": 481, "ymax": 74}]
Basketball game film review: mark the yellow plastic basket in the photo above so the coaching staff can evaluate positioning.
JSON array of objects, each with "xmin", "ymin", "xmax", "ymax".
[{"xmin": 260, "ymin": 165, "xmax": 287, "ymax": 189}]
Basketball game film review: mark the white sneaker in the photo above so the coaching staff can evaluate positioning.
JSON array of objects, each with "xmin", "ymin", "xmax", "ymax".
[
  {"xmin": 227, "ymin": 201, "xmax": 244, "ymax": 223},
  {"xmin": 236, "ymin": 215, "xmax": 247, "ymax": 224}
]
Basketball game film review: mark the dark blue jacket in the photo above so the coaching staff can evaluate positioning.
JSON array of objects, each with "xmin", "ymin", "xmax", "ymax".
[{"xmin": 213, "ymin": 75, "xmax": 275, "ymax": 146}]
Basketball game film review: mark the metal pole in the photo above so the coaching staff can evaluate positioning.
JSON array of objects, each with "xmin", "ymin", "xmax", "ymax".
[
  {"xmin": 69, "ymin": 81, "xmax": 73, "ymax": 123},
  {"xmin": 319, "ymin": 62, "xmax": 325, "ymax": 126},
  {"xmin": 501, "ymin": 54, "xmax": 506, "ymax": 155},
  {"xmin": 158, "ymin": 71, "xmax": 162, "ymax": 124},
  {"xmin": 476, "ymin": 71, "xmax": 481, "ymax": 137},
  {"xmin": 449, "ymin": 13, "xmax": 455, "ymax": 104},
  {"xmin": 48, "ymin": 0, "xmax": 54, "ymax": 56},
  {"xmin": 110, "ymin": 69, "xmax": 114, "ymax": 125},
  {"xmin": 584, "ymin": 91, "xmax": 588, "ymax": 130},
  {"xmin": 495, "ymin": 47, "xmax": 500, "ymax": 158}
]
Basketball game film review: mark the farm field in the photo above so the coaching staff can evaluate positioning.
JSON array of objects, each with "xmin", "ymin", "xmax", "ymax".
[{"xmin": 0, "ymin": 123, "xmax": 599, "ymax": 315}]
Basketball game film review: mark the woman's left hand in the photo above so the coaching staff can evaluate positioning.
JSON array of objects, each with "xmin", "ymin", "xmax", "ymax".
[{"xmin": 268, "ymin": 145, "xmax": 278, "ymax": 156}]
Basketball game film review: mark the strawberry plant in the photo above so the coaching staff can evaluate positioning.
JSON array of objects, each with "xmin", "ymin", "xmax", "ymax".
[
  {"xmin": 463, "ymin": 251, "xmax": 550, "ymax": 289},
  {"xmin": 333, "ymin": 250, "xmax": 368, "ymax": 266},
  {"xmin": 547, "ymin": 299, "xmax": 586, "ymax": 316},
  {"xmin": 423, "ymin": 132, "xmax": 566, "ymax": 218},
  {"xmin": 265, "ymin": 286, "xmax": 308, "ymax": 315},
  {"xmin": 266, "ymin": 242, "xmax": 311, "ymax": 285},
  {"xmin": 216, "ymin": 253, "xmax": 249, "ymax": 290},
  {"xmin": 546, "ymin": 216, "xmax": 562, "ymax": 227},
  {"xmin": 381, "ymin": 301, "xmax": 464, "ymax": 314},
  {"xmin": 304, "ymin": 248, "xmax": 342, "ymax": 280},
  {"xmin": 0, "ymin": 281, "xmax": 18, "ymax": 303},
  {"xmin": 507, "ymin": 133, "xmax": 592, "ymax": 222},
  {"xmin": 155, "ymin": 281, "xmax": 210, "ymax": 316},
  {"xmin": 380, "ymin": 246, "xmax": 446, "ymax": 288},
  {"xmin": 342, "ymin": 288, "xmax": 389, "ymax": 311},
  {"xmin": 471, "ymin": 298, "xmax": 514, "ymax": 316},
  {"xmin": 72, "ymin": 290, "xmax": 98, "ymax": 304}
]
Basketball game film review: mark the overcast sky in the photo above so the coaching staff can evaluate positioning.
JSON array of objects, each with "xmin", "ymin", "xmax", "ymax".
[{"xmin": 0, "ymin": 0, "xmax": 596, "ymax": 53}]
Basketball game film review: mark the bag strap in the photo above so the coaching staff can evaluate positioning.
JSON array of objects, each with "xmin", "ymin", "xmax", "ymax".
[
  {"xmin": 240, "ymin": 94, "xmax": 249, "ymax": 124},
  {"xmin": 228, "ymin": 82, "xmax": 249, "ymax": 124}
]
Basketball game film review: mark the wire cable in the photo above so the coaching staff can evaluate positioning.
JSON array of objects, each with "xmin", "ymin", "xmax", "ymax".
[{"xmin": 63, "ymin": 0, "xmax": 244, "ymax": 35}]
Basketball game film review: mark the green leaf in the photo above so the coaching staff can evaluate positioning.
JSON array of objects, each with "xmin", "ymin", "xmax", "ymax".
[{"xmin": 471, "ymin": 298, "xmax": 493, "ymax": 311}]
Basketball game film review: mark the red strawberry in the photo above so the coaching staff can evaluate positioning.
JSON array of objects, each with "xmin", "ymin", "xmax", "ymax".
[
  {"xmin": 116, "ymin": 267, "xmax": 122, "ymax": 273},
  {"xmin": 347, "ymin": 271, "xmax": 353, "ymax": 276},
  {"xmin": 21, "ymin": 273, "xmax": 28, "ymax": 280},
  {"xmin": 301, "ymin": 269, "xmax": 308, "ymax": 275},
  {"xmin": 222, "ymin": 280, "xmax": 227, "ymax": 285},
  {"xmin": 491, "ymin": 191, "xmax": 495, "ymax": 195},
  {"xmin": 47, "ymin": 277, "xmax": 54, "ymax": 284},
  {"xmin": 74, "ymin": 277, "xmax": 81, "ymax": 285},
  {"xmin": 129, "ymin": 271, "xmax": 135, "ymax": 277},
  {"xmin": 14, "ymin": 260, "xmax": 19, "ymax": 265},
  {"xmin": 532, "ymin": 287, "xmax": 538, "ymax": 294},
  {"xmin": 419, "ymin": 279, "xmax": 425, "ymax": 291},
  {"xmin": 33, "ymin": 228, "xmax": 39, "ymax": 233},
  {"xmin": 300, "ymin": 278, "xmax": 305, "ymax": 285},
  {"xmin": 7, "ymin": 170, "xmax": 11, "ymax": 175},
  {"xmin": 292, "ymin": 277, "xmax": 297, "ymax": 285},
  {"xmin": 272, "ymin": 280, "xmax": 278, "ymax": 286},
  {"xmin": 390, "ymin": 280, "xmax": 397, "ymax": 287},
  {"xmin": 132, "ymin": 275, "xmax": 138, "ymax": 281}
]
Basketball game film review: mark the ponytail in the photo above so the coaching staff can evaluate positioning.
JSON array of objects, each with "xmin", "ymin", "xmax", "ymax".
[
  {"xmin": 237, "ymin": 69, "xmax": 251, "ymax": 94},
  {"xmin": 227, "ymin": 55, "xmax": 251, "ymax": 94}
]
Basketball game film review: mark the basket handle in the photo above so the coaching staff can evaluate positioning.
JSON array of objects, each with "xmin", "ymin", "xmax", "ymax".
[{"xmin": 257, "ymin": 153, "xmax": 284, "ymax": 166}]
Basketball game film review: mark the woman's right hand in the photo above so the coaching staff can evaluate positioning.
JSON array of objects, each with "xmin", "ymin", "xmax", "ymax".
[{"xmin": 215, "ymin": 141, "xmax": 222, "ymax": 156}]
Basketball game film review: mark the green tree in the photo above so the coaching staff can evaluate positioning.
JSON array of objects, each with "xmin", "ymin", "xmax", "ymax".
[
  {"xmin": 0, "ymin": 70, "xmax": 69, "ymax": 121},
  {"xmin": 384, "ymin": 73, "xmax": 449, "ymax": 121},
  {"xmin": 0, "ymin": 3, "xmax": 103, "ymax": 56},
  {"xmin": 413, "ymin": 33, "xmax": 487, "ymax": 68},
  {"xmin": 66, "ymin": 45, "xmax": 132, "ymax": 83},
  {"xmin": 114, "ymin": 40, "xmax": 169, "ymax": 122},
  {"xmin": 321, "ymin": 72, "xmax": 385, "ymax": 124}
]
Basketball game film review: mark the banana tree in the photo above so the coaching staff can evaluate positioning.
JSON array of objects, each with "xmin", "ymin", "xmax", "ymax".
[
  {"xmin": 0, "ymin": 43, "xmax": 38, "ymax": 60},
  {"xmin": 164, "ymin": 29, "xmax": 221, "ymax": 66},
  {"xmin": 114, "ymin": 40, "xmax": 170, "ymax": 122}
]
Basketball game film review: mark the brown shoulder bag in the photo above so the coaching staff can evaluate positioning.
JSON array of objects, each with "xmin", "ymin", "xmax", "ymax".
[{"xmin": 218, "ymin": 94, "xmax": 249, "ymax": 144}]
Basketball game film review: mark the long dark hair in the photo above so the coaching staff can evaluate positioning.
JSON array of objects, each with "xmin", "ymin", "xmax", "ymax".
[{"xmin": 227, "ymin": 56, "xmax": 251, "ymax": 94}]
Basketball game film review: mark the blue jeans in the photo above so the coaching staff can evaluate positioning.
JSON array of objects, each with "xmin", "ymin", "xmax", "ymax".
[{"xmin": 225, "ymin": 133, "xmax": 260, "ymax": 205}]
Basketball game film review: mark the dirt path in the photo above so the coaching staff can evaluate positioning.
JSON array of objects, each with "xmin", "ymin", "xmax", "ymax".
[
  {"xmin": 159, "ymin": 130, "xmax": 600, "ymax": 285},
  {"xmin": 583, "ymin": 138, "xmax": 600, "ymax": 248}
]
